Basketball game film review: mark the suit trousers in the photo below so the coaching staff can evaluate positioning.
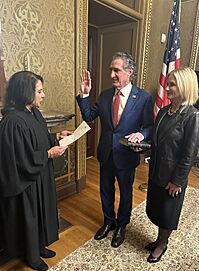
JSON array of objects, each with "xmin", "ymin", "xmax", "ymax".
[{"xmin": 100, "ymin": 153, "xmax": 135, "ymax": 226}]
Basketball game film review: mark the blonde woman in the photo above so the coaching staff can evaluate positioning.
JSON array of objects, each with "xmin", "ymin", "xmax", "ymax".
[{"xmin": 146, "ymin": 67, "xmax": 199, "ymax": 263}]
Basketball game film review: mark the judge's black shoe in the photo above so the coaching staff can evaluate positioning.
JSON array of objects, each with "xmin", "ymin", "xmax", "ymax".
[
  {"xmin": 94, "ymin": 224, "xmax": 116, "ymax": 240},
  {"xmin": 111, "ymin": 226, "xmax": 126, "ymax": 248},
  {"xmin": 0, "ymin": 250, "xmax": 13, "ymax": 266},
  {"xmin": 27, "ymin": 258, "xmax": 49, "ymax": 271},
  {"xmin": 40, "ymin": 248, "xmax": 56, "ymax": 258},
  {"xmin": 147, "ymin": 246, "xmax": 167, "ymax": 263}
]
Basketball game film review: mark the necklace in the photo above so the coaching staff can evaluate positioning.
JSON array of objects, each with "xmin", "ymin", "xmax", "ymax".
[{"xmin": 167, "ymin": 106, "xmax": 179, "ymax": 116}]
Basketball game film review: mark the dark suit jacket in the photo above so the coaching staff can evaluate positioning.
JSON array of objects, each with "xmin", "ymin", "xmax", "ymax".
[
  {"xmin": 149, "ymin": 105, "xmax": 199, "ymax": 188},
  {"xmin": 76, "ymin": 85, "xmax": 153, "ymax": 169}
]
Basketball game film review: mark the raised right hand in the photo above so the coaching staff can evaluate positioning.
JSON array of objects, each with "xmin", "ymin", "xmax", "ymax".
[{"xmin": 80, "ymin": 69, "xmax": 92, "ymax": 94}]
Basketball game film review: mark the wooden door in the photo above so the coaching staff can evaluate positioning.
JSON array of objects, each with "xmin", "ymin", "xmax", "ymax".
[{"xmin": 87, "ymin": 22, "xmax": 138, "ymax": 156}]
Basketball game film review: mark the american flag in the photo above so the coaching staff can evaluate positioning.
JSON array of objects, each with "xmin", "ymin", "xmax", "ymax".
[{"xmin": 154, "ymin": 0, "xmax": 181, "ymax": 119}]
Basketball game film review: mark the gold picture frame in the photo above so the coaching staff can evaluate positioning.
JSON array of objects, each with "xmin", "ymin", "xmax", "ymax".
[{"xmin": 189, "ymin": 1, "xmax": 199, "ymax": 70}]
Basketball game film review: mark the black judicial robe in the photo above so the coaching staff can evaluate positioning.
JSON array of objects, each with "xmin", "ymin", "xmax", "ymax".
[{"xmin": 0, "ymin": 107, "xmax": 58, "ymax": 262}]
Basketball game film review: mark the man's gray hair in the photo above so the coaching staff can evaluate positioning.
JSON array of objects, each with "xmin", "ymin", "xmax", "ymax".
[{"xmin": 112, "ymin": 52, "xmax": 137, "ymax": 83}]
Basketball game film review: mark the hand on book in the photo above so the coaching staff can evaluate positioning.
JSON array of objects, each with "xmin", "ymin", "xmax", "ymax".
[{"xmin": 125, "ymin": 132, "xmax": 144, "ymax": 143}]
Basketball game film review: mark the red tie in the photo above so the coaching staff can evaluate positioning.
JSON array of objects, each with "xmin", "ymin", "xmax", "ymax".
[{"xmin": 113, "ymin": 90, "xmax": 121, "ymax": 127}]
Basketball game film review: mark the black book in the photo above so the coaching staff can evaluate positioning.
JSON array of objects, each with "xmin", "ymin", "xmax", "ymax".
[{"xmin": 119, "ymin": 138, "xmax": 151, "ymax": 150}]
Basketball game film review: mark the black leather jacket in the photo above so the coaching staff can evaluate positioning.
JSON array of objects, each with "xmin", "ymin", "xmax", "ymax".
[{"xmin": 149, "ymin": 105, "xmax": 199, "ymax": 188}]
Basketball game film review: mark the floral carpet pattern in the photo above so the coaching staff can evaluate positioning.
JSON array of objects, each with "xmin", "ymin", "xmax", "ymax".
[{"xmin": 50, "ymin": 187, "xmax": 199, "ymax": 271}]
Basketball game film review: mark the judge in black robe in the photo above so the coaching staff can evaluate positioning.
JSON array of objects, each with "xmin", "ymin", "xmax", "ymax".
[{"xmin": 0, "ymin": 71, "xmax": 69, "ymax": 271}]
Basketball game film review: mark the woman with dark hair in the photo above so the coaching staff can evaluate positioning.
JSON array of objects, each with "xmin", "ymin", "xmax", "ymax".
[{"xmin": 0, "ymin": 71, "xmax": 70, "ymax": 270}]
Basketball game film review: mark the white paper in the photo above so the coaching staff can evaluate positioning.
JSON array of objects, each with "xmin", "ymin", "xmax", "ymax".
[{"xmin": 59, "ymin": 121, "xmax": 91, "ymax": 147}]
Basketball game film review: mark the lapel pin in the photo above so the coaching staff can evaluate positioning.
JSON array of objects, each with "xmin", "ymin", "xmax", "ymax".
[{"xmin": 132, "ymin": 95, "xmax": 136, "ymax": 99}]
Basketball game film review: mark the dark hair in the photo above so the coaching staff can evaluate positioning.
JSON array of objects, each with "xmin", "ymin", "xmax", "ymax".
[
  {"xmin": 2, "ymin": 71, "xmax": 43, "ymax": 114},
  {"xmin": 112, "ymin": 52, "xmax": 137, "ymax": 83}
]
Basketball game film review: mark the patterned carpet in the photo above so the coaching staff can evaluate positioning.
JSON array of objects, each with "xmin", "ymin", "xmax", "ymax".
[{"xmin": 50, "ymin": 187, "xmax": 199, "ymax": 271}]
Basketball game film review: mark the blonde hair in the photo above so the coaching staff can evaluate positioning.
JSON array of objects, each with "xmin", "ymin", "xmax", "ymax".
[{"xmin": 168, "ymin": 67, "xmax": 199, "ymax": 105}]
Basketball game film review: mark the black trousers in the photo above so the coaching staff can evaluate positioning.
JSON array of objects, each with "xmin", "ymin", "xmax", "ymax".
[{"xmin": 100, "ymin": 154, "xmax": 135, "ymax": 226}]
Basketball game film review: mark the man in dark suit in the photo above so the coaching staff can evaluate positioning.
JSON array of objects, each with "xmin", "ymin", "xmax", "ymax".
[{"xmin": 76, "ymin": 52, "xmax": 153, "ymax": 248}]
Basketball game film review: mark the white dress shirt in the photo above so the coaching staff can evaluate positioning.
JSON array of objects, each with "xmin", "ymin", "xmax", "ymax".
[{"xmin": 113, "ymin": 83, "xmax": 132, "ymax": 123}]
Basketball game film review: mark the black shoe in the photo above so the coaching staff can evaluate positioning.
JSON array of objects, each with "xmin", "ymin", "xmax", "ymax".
[
  {"xmin": 147, "ymin": 246, "xmax": 167, "ymax": 263},
  {"xmin": 27, "ymin": 258, "xmax": 49, "ymax": 271},
  {"xmin": 0, "ymin": 250, "xmax": 13, "ymax": 266},
  {"xmin": 111, "ymin": 226, "xmax": 126, "ymax": 248},
  {"xmin": 94, "ymin": 224, "xmax": 116, "ymax": 240},
  {"xmin": 145, "ymin": 240, "xmax": 168, "ymax": 251},
  {"xmin": 145, "ymin": 242, "xmax": 157, "ymax": 251},
  {"xmin": 40, "ymin": 248, "xmax": 56, "ymax": 258}
]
